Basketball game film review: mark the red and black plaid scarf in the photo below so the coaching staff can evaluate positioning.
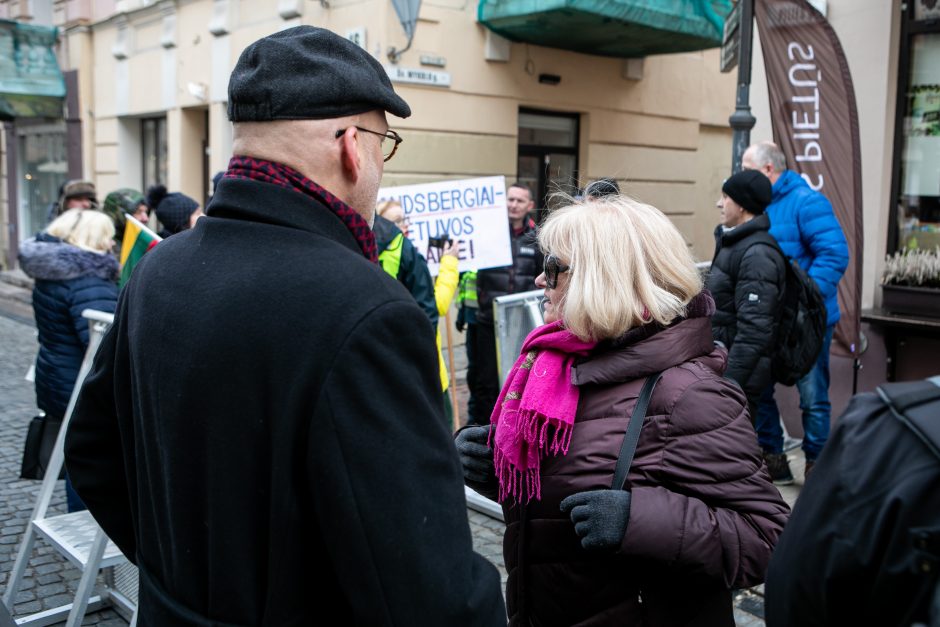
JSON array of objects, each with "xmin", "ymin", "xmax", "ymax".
[{"xmin": 223, "ymin": 156, "xmax": 378, "ymax": 263}]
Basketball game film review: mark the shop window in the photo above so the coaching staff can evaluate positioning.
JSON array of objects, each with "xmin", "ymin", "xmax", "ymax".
[
  {"xmin": 892, "ymin": 4, "xmax": 940, "ymax": 252},
  {"xmin": 142, "ymin": 117, "xmax": 168, "ymax": 191},
  {"xmin": 17, "ymin": 124, "xmax": 67, "ymax": 240}
]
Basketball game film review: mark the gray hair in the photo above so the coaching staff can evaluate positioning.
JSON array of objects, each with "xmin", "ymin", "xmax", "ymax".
[{"xmin": 750, "ymin": 141, "xmax": 787, "ymax": 173}]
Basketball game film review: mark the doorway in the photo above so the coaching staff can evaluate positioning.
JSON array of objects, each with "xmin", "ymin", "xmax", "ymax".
[{"xmin": 517, "ymin": 109, "xmax": 580, "ymax": 222}]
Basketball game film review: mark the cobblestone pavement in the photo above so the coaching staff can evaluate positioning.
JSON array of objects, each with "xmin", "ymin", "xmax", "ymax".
[{"xmin": 1, "ymin": 280, "xmax": 795, "ymax": 625}]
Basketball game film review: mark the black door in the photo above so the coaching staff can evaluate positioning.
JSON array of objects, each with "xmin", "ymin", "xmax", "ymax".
[{"xmin": 517, "ymin": 109, "xmax": 580, "ymax": 222}]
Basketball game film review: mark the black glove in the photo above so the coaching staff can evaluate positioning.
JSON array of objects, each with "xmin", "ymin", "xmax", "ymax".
[
  {"xmin": 454, "ymin": 425, "xmax": 494, "ymax": 484},
  {"xmin": 456, "ymin": 320, "xmax": 466, "ymax": 333},
  {"xmin": 560, "ymin": 489, "xmax": 632, "ymax": 552},
  {"xmin": 454, "ymin": 425, "xmax": 499, "ymax": 501}
]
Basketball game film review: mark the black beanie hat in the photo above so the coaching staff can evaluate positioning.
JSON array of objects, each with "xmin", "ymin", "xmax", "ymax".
[
  {"xmin": 227, "ymin": 26, "xmax": 411, "ymax": 122},
  {"xmin": 147, "ymin": 184, "xmax": 199, "ymax": 235},
  {"xmin": 585, "ymin": 178, "xmax": 620, "ymax": 199},
  {"xmin": 722, "ymin": 170, "xmax": 772, "ymax": 215}
]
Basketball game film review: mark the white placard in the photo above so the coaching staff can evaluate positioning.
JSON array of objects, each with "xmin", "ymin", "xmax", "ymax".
[
  {"xmin": 384, "ymin": 65, "xmax": 451, "ymax": 88},
  {"xmin": 378, "ymin": 176, "xmax": 512, "ymax": 275}
]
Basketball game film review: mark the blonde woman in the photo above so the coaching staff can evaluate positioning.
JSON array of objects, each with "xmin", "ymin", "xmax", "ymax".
[
  {"xmin": 19, "ymin": 208, "xmax": 119, "ymax": 511},
  {"xmin": 455, "ymin": 196, "xmax": 789, "ymax": 625}
]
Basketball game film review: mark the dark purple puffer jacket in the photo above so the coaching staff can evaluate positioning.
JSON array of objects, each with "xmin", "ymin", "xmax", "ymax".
[{"xmin": 502, "ymin": 294, "xmax": 790, "ymax": 626}]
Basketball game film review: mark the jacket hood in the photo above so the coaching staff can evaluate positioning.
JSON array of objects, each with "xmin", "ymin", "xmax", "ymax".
[
  {"xmin": 572, "ymin": 291, "xmax": 721, "ymax": 386},
  {"xmin": 372, "ymin": 214, "xmax": 402, "ymax": 250},
  {"xmin": 772, "ymin": 169, "xmax": 807, "ymax": 199},
  {"xmin": 18, "ymin": 234, "xmax": 119, "ymax": 282}
]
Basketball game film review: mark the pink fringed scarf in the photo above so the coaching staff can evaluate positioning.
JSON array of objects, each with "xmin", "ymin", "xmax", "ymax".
[{"xmin": 490, "ymin": 320, "xmax": 597, "ymax": 504}]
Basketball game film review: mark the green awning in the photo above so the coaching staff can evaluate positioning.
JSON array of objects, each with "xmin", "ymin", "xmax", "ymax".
[
  {"xmin": 0, "ymin": 20, "xmax": 65, "ymax": 121},
  {"xmin": 478, "ymin": 0, "xmax": 732, "ymax": 58}
]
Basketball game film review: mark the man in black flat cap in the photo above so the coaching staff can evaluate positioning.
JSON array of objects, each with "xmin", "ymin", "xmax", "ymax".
[
  {"xmin": 706, "ymin": 169, "xmax": 787, "ymax": 424},
  {"xmin": 66, "ymin": 26, "xmax": 505, "ymax": 626}
]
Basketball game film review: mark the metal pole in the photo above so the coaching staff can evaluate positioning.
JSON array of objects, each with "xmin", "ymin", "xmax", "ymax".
[
  {"xmin": 444, "ymin": 309, "xmax": 459, "ymax": 431},
  {"xmin": 729, "ymin": 0, "xmax": 756, "ymax": 173}
]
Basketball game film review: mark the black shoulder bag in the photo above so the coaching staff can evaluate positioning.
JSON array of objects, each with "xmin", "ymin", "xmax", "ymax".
[{"xmin": 611, "ymin": 373, "xmax": 662, "ymax": 490}]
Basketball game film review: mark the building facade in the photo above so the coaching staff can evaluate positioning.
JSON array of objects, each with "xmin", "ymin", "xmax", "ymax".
[{"xmin": 1, "ymin": 0, "xmax": 739, "ymax": 270}]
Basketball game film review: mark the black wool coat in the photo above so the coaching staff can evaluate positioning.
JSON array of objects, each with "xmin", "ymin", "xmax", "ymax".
[
  {"xmin": 65, "ymin": 176, "xmax": 505, "ymax": 626},
  {"xmin": 705, "ymin": 213, "xmax": 786, "ymax": 407}
]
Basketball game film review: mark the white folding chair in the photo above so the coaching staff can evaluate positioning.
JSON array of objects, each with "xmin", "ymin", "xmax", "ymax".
[{"xmin": 2, "ymin": 310, "xmax": 138, "ymax": 626}]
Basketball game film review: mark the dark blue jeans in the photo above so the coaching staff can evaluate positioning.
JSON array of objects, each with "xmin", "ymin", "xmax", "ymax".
[{"xmin": 755, "ymin": 325, "xmax": 833, "ymax": 462}]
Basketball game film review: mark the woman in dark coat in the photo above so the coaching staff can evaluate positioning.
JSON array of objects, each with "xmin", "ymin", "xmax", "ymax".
[
  {"xmin": 456, "ymin": 196, "xmax": 790, "ymax": 626},
  {"xmin": 19, "ymin": 208, "xmax": 119, "ymax": 511}
]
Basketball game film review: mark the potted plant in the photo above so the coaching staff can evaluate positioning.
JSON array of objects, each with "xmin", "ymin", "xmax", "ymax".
[{"xmin": 881, "ymin": 247, "xmax": 940, "ymax": 318}]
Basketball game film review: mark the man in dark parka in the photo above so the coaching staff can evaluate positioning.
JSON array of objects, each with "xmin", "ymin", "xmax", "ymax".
[
  {"xmin": 706, "ymin": 169, "xmax": 786, "ymax": 421},
  {"xmin": 471, "ymin": 182, "xmax": 542, "ymax": 425},
  {"xmin": 65, "ymin": 26, "xmax": 504, "ymax": 626}
]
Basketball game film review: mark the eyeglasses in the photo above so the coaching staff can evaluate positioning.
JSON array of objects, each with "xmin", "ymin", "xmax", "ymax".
[
  {"xmin": 334, "ymin": 126, "xmax": 403, "ymax": 162},
  {"xmin": 543, "ymin": 254, "xmax": 570, "ymax": 289}
]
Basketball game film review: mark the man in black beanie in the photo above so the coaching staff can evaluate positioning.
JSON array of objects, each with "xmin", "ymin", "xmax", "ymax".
[
  {"xmin": 66, "ymin": 26, "xmax": 504, "ymax": 626},
  {"xmin": 705, "ymin": 169, "xmax": 787, "ymax": 432}
]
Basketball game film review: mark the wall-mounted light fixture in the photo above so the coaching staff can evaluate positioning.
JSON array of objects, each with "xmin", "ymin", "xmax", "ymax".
[{"xmin": 538, "ymin": 73, "xmax": 561, "ymax": 86}]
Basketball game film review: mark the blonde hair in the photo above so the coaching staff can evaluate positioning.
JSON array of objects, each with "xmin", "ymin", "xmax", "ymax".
[
  {"xmin": 375, "ymin": 199, "xmax": 401, "ymax": 217},
  {"xmin": 538, "ymin": 196, "xmax": 702, "ymax": 341},
  {"xmin": 47, "ymin": 208, "xmax": 115, "ymax": 254}
]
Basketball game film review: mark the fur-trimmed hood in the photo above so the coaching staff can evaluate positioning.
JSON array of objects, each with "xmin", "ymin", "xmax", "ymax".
[{"xmin": 19, "ymin": 234, "xmax": 119, "ymax": 282}]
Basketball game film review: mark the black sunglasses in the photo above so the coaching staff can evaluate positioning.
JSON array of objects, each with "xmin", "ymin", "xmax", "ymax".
[
  {"xmin": 544, "ymin": 254, "xmax": 570, "ymax": 289},
  {"xmin": 334, "ymin": 126, "xmax": 403, "ymax": 162}
]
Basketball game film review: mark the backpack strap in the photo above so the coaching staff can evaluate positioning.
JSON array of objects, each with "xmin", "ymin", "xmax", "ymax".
[
  {"xmin": 876, "ymin": 377, "xmax": 940, "ymax": 461},
  {"xmin": 611, "ymin": 373, "xmax": 662, "ymax": 491}
]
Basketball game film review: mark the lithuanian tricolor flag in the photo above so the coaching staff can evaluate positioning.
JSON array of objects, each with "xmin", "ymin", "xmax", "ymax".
[{"xmin": 120, "ymin": 213, "xmax": 162, "ymax": 287}]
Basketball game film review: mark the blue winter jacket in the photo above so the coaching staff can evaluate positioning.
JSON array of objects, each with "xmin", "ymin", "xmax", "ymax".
[
  {"xmin": 19, "ymin": 234, "xmax": 119, "ymax": 418},
  {"xmin": 766, "ymin": 170, "xmax": 849, "ymax": 326}
]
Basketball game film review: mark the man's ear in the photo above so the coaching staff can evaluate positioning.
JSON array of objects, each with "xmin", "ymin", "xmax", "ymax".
[{"xmin": 338, "ymin": 127, "xmax": 361, "ymax": 184}]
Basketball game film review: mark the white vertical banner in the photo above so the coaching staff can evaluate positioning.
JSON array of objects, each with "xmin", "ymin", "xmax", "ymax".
[{"xmin": 378, "ymin": 176, "xmax": 512, "ymax": 275}]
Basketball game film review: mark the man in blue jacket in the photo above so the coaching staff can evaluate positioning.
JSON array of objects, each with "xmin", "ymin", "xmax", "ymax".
[{"xmin": 742, "ymin": 141, "xmax": 849, "ymax": 485}]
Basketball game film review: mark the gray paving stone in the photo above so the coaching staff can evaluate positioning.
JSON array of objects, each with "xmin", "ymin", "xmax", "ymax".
[
  {"xmin": 12, "ymin": 600, "xmax": 41, "ymax": 615},
  {"xmin": 36, "ymin": 582, "xmax": 67, "ymax": 597},
  {"xmin": 36, "ymin": 572, "xmax": 61, "ymax": 585}
]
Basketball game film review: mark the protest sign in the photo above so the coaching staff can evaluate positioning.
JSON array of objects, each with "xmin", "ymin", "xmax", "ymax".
[{"xmin": 378, "ymin": 175, "xmax": 512, "ymax": 275}]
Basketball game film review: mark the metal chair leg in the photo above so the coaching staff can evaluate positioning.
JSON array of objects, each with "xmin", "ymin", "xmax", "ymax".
[{"xmin": 64, "ymin": 528, "xmax": 108, "ymax": 627}]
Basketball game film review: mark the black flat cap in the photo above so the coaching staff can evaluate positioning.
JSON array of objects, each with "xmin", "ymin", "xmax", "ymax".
[{"xmin": 228, "ymin": 26, "xmax": 411, "ymax": 122}]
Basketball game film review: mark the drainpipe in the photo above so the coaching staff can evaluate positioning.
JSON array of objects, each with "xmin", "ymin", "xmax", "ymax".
[
  {"xmin": 5, "ymin": 122, "xmax": 18, "ymax": 270},
  {"xmin": 64, "ymin": 70, "xmax": 83, "ymax": 180}
]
